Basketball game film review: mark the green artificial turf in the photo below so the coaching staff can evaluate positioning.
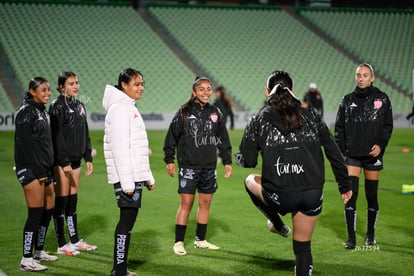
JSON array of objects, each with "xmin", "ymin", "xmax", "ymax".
[{"xmin": 0, "ymin": 129, "xmax": 413, "ymax": 275}]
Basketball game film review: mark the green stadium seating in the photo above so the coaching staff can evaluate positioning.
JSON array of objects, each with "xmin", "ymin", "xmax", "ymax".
[
  {"xmin": 148, "ymin": 5, "xmax": 412, "ymax": 112},
  {"xmin": 0, "ymin": 82, "xmax": 14, "ymax": 111},
  {"xmin": 300, "ymin": 9, "xmax": 413, "ymax": 94},
  {"xmin": 0, "ymin": 3, "xmax": 411, "ymax": 114},
  {"xmin": 0, "ymin": 2, "xmax": 195, "ymax": 113}
]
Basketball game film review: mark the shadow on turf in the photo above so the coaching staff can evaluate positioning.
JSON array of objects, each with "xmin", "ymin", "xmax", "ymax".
[
  {"xmin": 379, "ymin": 223, "xmax": 414, "ymax": 255},
  {"xmin": 130, "ymin": 247, "xmax": 294, "ymax": 275},
  {"xmin": 322, "ymin": 211, "xmax": 414, "ymax": 252},
  {"xmin": 127, "ymin": 226, "xmax": 295, "ymax": 275},
  {"xmin": 78, "ymin": 214, "xmax": 109, "ymax": 237},
  {"xmin": 315, "ymin": 262, "xmax": 402, "ymax": 276},
  {"xmin": 216, "ymin": 249, "xmax": 294, "ymax": 272},
  {"xmin": 128, "ymin": 254, "xmax": 403, "ymax": 276},
  {"xmin": 129, "ymin": 257, "xmax": 293, "ymax": 276}
]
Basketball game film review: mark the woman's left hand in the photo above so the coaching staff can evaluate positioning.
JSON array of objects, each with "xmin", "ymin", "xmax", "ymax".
[
  {"xmin": 145, "ymin": 182, "xmax": 155, "ymax": 190},
  {"xmin": 166, "ymin": 163, "xmax": 176, "ymax": 177},
  {"xmin": 224, "ymin": 165, "xmax": 232, "ymax": 178},
  {"xmin": 341, "ymin": 190, "xmax": 353, "ymax": 205},
  {"xmin": 85, "ymin": 161, "xmax": 93, "ymax": 176},
  {"xmin": 369, "ymin": 144, "xmax": 381, "ymax": 157}
]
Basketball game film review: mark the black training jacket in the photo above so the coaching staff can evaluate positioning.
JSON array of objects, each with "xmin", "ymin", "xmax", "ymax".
[
  {"xmin": 334, "ymin": 86, "xmax": 393, "ymax": 158},
  {"xmin": 49, "ymin": 95, "xmax": 92, "ymax": 167},
  {"xmin": 236, "ymin": 104, "xmax": 350, "ymax": 195},
  {"xmin": 163, "ymin": 102, "xmax": 232, "ymax": 169},
  {"xmin": 14, "ymin": 95, "xmax": 54, "ymax": 178}
]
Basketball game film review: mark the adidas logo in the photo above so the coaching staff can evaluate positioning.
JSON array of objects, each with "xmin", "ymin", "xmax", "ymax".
[
  {"xmin": 374, "ymin": 159, "xmax": 382, "ymax": 166},
  {"xmin": 350, "ymin": 102, "xmax": 358, "ymax": 108}
]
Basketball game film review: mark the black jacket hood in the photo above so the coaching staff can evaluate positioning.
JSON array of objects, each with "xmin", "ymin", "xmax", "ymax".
[{"xmin": 261, "ymin": 99, "xmax": 302, "ymax": 136}]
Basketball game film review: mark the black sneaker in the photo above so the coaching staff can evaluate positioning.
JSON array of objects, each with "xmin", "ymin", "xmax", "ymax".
[
  {"xmin": 365, "ymin": 235, "xmax": 376, "ymax": 246},
  {"xmin": 110, "ymin": 271, "xmax": 137, "ymax": 276},
  {"xmin": 344, "ymin": 240, "xmax": 356, "ymax": 249},
  {"xmin": 266, "ymin": 220, "xmax": 291, "ymax": 238}
]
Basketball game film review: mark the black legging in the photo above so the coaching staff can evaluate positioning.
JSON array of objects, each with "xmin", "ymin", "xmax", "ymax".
[
  {"xmin": 244, "ymin": 183, "xmax": 285, "ymax": 231},
  {"xmin": 112, "ymin": 207, "xmax": 138, "ymax": 276}
]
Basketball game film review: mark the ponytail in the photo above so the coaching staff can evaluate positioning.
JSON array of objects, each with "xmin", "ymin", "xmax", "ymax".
[{"xmin": 266, "ymin": 71, "xmax": 302, "ymax": 130}]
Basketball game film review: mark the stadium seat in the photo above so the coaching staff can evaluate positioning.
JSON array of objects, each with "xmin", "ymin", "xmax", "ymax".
[
  {"xmin": 0, "ymin": 82, "xmax": 15, "ymax": 111},
  {"xmin": 0, "ymin": 2, "xmax": 411, "ymax": 113},
  {"xmin": 0, "ymin": 2, "xmax": 195, "ymax": 112}
]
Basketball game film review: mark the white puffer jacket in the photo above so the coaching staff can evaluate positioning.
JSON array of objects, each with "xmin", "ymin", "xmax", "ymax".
[{"xmin": 103, "ymin": 84, "xmax": 155, "ymax": 193}]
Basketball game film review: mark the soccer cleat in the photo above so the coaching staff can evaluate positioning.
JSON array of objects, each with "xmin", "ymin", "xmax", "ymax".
[
  {"xmin": 57, "ymin": 243, "xmax": 80, "ymax": 256},
  {"xmin": 344, "ymin": 239, "xmax": 356, "ymax": 249},
  {"xmin": 267, "ymin": 220, "xmax": 291, "ymax": 238},
  {"xmin": 294, "ymin": 265, "xmax": 313, "ymax": 276},
  {"xmin": 110, "ymin": 270, "xmax": 137, "ymax": 276},
  {"xmin": 365, "ymin": 235, "xmax": 377, "ymax": 246},
  {"xmin": 173, "ymin": 241, "xmax": 187, "ymax": 256},
  {"xmin": 193, "ymin": 240, "xmax": 220, "ymax": 250},
  {"xmin": 33, "ymin": 250, "xmax": 58, "ymax": 262},
  {"xmin": 72, "ymin": 239, "xmax": 97, "ymax": 251},
  {"xmin": 20, "ymin": 257, "xmax": 48, "ymax": 271}
]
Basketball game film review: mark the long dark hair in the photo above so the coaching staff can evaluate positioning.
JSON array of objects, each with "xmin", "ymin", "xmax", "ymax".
[
  {"xmin": 57, "ymin": 71, "xmax": 77, "ymax": 94},
  {"xmin": 117, "ymin": 68, "xmax": 143, "ymax": 90},
  {"xmin": 181, "ymin": 76, "xmax": 211, "ymax": 119},
  {"xmin": 26, "ymin": 77, "xmax": 49, "ymax": 99},
  {"xmin": 215, "ymin": 86, "xmax": 233, "ymax": 108},
  {"xmin": 266, "ymin": 70, "xmax": 302, "ymax": 130}
]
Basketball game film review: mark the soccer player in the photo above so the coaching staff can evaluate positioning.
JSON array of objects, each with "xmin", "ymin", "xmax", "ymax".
[
  {"xmin": 335, "ymin": 63, "xmax": 393, "ymax": 249},
  {"xmin": 236, "ymin": 70, "xmax": 352, "ymax": 276},
  {"xmin": 103, "ymin": 68, "xmax": 155, "ymax": 276},
  {"xmin": 163, "ymin": 76, "xmax": 232, "ymax": 256},
  {"xmin": 49, "ymin": 71, "xmax": 96, "ymax": 256},
  {"xmin": 14, "ymin": 77, "xmax": 57, "ymax": 271}
]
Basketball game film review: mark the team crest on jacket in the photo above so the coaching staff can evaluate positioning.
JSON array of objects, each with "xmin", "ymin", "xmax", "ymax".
[
  {"xmin": 373, "ymin": 99, "xmax": 382, "ymax": 109},
  {"xmin": 210, "ymin": 113, "xmax": 218, "ymax": 123}
]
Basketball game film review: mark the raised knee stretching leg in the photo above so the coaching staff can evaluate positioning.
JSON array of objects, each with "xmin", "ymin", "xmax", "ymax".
[{"xmin": 244, "ymin": 180, "xmax": 284, "ymax": 231}]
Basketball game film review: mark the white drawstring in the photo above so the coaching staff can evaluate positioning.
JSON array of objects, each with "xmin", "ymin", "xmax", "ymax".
[
  {"xmin": 268, "ymin": 84, "xmax": 299, "ymax": 101},
  {"xmin": 268, "ymin": 84, "xmax": 281, "ymax": 96}
]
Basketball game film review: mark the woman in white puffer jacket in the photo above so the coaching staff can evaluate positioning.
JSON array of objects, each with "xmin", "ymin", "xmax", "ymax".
[{"xmin": 102, "ymin": 68, "xmax": 155, "ymax": 276}]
